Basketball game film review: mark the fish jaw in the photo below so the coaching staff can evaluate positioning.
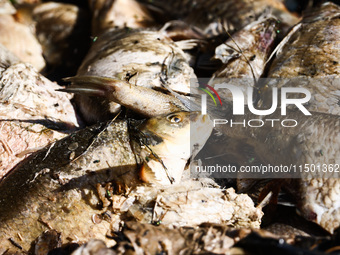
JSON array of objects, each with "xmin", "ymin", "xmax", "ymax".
[{"xmin": 138, "ymin": 112, "xmax": 213, "ymax": 184}]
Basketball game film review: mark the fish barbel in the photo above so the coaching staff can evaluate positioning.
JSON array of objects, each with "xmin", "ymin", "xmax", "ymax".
[{"xmin": 0, "ymin": 111, "xmax": 212, "ymax": 252}]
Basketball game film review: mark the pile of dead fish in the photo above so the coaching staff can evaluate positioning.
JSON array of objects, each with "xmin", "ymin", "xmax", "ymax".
[{"xmin": 0, "ymin": 0, "xmax": 339, "ymax": 254}]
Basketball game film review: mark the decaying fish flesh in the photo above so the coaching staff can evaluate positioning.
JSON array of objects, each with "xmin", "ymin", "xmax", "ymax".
[
  {"xmin": 137, "ymin": 0, "xmax": 299, "ymax": 36},
  {"xmin": 0, "ymin": 7, "xmax": 45, "ymax": 71},
  {"xmin": 121, "ymin": 180, "xmax": 263, "ymax": 228},
  {"xmin": 0, "ymin": 111, "xmax": 212, "ymax": 252},
  {"xmin": 32, "ymin": 2, "xmax": 90, "ymax": 71},
  {"xmin": 73, "ymin": 28, "xmax": 196, "ymax": 123},
  {"xmin": 0, "ymin": 45, "xmax": 78, "ymax": 178},
  {"xmin": 89, "ymin": 0, "xmax": 155, "ymax": 36},
  {"xmin": 209, "ymin": 16, "xmax": 279, "ymax": 101},
  {"xmin": 258, "ymin": 2, "xmax": 340, "ymax": 115}
]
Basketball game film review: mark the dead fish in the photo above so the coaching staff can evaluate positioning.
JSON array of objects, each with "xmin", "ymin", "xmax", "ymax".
[
  {"xmin": 212, "ymin": 109, "xmax": 340, "ymax": 234},
  {"xmin": 62, "ymin": 76, "xmax": 187, "ymax": 118},
  {"xmin": 0, "ymin": 45, "xmax": 78, "ymax": 179},
  {"xmin": 137, "ymin": 0, "xmax": 299, "ymax": 36},
  {"xmin": 247, "ymin": 3, "xmax": 340, "ymax": 232},
  {"xmin": 72, "ymin": 28, "xmax": 196, "ymax": 123},
  {"xmin": 32, "ymin": 2, "xmax": 90, "ymax": 72},
  {"xmin": 0, "ymin": 111, "xmax": 212, "ymax": 252},
  {"xmin": 157, "ymin": 81, "xmax": 340, "ymax": 234},
  {"xmin": 258, "ymin": 2, "xmax": 340, "ymax": 115},
  {"xmin": 209, "ymin": 16, "xmax": 279, "ymax": 102},
  {"xmin": 68, "ymin": 71, "xmax": 340, "ymax": 234},
  {"xmin": 89, "ymin": 0, "xmax": 155, "ymax": 36},
  {"xmin": 0, "ymin": 9, "xmax": 45, "ymax": 71}
]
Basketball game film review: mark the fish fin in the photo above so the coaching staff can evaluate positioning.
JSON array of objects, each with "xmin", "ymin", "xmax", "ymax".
[
  {"xmin": 58, "ymin": 86, "xmax": 107, "ymax": 96},
  {"xmin": 63, "ymin": 75, "xmax": 123, "ymax": 86},
  {"xmin": 139, "ymin": 163, "xmax": 158, "ymax": 183},
  {"xmin": 59, "ymin": 76, "xmax": 125, "ymax": 96},
  {"xmin": 174, "ymin": 39, "xmax": 199, "ymax": 50},
  {"xmin": 160, "ymin": 20, "xmax": 206, "ymax": 41}
]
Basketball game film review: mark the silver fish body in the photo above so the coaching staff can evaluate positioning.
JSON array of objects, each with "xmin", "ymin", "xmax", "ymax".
[{"xmin": 249, "ymin": 2, "xmax": 340, "ymax": 232}]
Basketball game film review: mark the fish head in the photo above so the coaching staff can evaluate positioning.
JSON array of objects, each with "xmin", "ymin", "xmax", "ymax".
[
  {"xmin": 137, "ymin": 111, "xmax": 213, "ymax": 185},
  {"xmin": 249, "ymin": 16, "xmax": 280, "ymax": 53}
]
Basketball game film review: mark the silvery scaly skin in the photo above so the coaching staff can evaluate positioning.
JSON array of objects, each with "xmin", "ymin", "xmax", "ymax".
[
  {"xmin": 136, "ymin": 0, "xmax": 299, "ymax": 36},
  {"xmin": 254, "ymin": 2, "xmax": 340, "ymax": 233},
  {"xmin": 0, "ymin": 111, "xmax": 212, "ymax": 252},
  {"xmin": 258, "ymin": 2, "xmax": 340, "ymax": 115},
  {"xmin": 74, "ymin": 28, "xmax": 196, "ymax": 123},
  {"xmin": 216, "ymin": 109, "xmax": 340, "ymax": 234},
  {"xmin": 0, "ymin": 45, "xmax": 78, "ymax": 179}
]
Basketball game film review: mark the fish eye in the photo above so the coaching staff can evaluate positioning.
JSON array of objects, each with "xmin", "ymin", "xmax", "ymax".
[{"xmin": 167, "ymin": 114, "xmax": 182, "ymax": 123}]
